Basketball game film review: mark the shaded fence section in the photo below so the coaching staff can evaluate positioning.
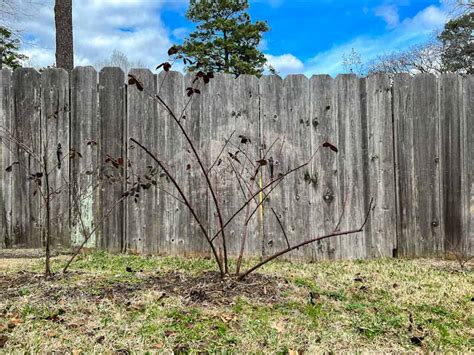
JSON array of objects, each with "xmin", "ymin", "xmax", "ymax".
[{"xmin": 0, "ymin": 67, "xmax": 472, "ymax": 260}]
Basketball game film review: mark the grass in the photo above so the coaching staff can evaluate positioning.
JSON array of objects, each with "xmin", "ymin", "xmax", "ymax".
[{"xmin": 1, "ymin": 252, "xmax": 473, "ymax": 353}]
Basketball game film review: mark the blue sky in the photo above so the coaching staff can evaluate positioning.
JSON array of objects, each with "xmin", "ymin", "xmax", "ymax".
[{"xmin": 14, "ymin": 0, "xmax": 453, "ymax": 76}]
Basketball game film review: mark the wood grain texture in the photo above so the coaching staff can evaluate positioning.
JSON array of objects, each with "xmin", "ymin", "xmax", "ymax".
[
  {"xmin": 0, "ymin": 69, "xmax": 12, "ymax": 248},
  {"xmin": 281, "ymin": 75, "xmax": 312, "ymax": 259},
  {"xmin": 231, "ymin": 74, "xmax": 261, "ymax": 258},
  {"xmin": 2, "ymin": 69, "xmax": 472, "ymax": 262},
  {"xmin": 99, "ymin": 67, "xmax": 126, "ymax": 251},
  {"xmin": 393, "ymin": 74, "xmax": 413, "ymax": 256},
  {"xmin": 182, "ymin": 72, "xmax": 212, "ymax": 257},
  {"xmin": 126, "ymin": 69, "xmax": 156, "ymax": 253},
  {"xmin": 334, "ymin": 74, "xmax": 366, "ymax": 259},
  {"xmin": 363, "ymin": 74, "xmax": 397, "ymax": 257},
  {"xmin": 70, "ymin": 67, "xmax": 98, "ymax": 248},
  {"xmin": 439, "ymin": 74, "xmax": 463, "ymax": 252},
  {"xmin": 394, "ymin": 74, "xmax": 443, "ymax": 256},
  {"xmin": 259, "ymin": 75, "xmax": 286, "ymax": 258},
  {"xmin": 41, "ymin": 68, "xmax": 70, "ymax": 247},
  {"xmin": 309, "ymin": 75, "xmax": 339, "ymax": 259},
  {"xmin": 155, "ymin": 71, "xmax": 187, "ymax": 255},
  {"xmin": 11, "ymin": 68, "xmax": 42, "ymax": 248},
  {"xmin": 462, "ymin": 75, "xmax": 473, "ymax": 255}
]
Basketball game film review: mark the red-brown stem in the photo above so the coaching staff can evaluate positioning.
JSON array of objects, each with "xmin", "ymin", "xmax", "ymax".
[
  {"xmin": 130, "ymin": 137, "xmax": 224, "ymax": 276},
  {"xmin": 271, "ymin": 207, "xmax": 290, "ymax": 249},
  {"xmin": 211, "ymin": 149, "xmax": 319, "ymax": 243},
  {"xmin": 210, "ymin": 174, "xmax": 286, "ymax": 243},
  {"xmin": 208, "ymin": 130, "xmax": 236, "ymax": 174},
  {"xmin": 236, "ymin": 201, "xmax": 251, "ymax": 275},
  {"xmin": 154, "ymin": 94, "xmax": 229, "ymax": 274},
  {"xmin": 238, "ymin": 198, "xmax": 374, "ymax": 280}
]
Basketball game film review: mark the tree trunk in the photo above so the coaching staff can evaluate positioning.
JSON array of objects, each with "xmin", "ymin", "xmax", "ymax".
[{"xmin": 54, "ymin": 0, "xmax": 73, "ymax": 70}]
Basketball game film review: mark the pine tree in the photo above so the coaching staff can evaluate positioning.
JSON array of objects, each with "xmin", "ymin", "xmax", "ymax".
[
  {"xmin": 439, "ymin": 12, "xmax": 473, "ymax": 74},
  {"xmin": 182, "ymin": 0, "xmax": 269, "ymax": 76},
  {"xmin": 0, "ymin": 26, "xmax": 27, "ymax": 70}
]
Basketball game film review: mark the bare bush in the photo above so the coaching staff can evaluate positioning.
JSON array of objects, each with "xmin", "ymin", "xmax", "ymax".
[{"xmin": 124, "ymin": 47, "xmax": 374, "ymax": 280}]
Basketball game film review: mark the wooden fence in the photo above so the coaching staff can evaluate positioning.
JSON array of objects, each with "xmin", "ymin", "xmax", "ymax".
[{"xmin": 0, "ymin": 67, "xmax": 472, "ymax": 260}]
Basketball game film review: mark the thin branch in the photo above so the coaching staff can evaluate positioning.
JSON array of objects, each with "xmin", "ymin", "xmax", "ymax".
[
  {"xmin": 271, "ymin": 208, "xmax": 290, "ymax": 249},
  {"xmin": 333, "ymin": 187, "xmax": 350, "ymax": 233},
  {"xmin": 154, "ymin": 92, "xmax": 230, "ymax": 273},
  {"xmin": 208, "ymin": 130, "xmax": 236, "ymax": 174},
  {"xmin": 238, "ymin": 198, "xmax": 374, "ymax": 280},
  {"xmin": 210, "ymin": 152, "xmax": 316, "ymax": 243},
  {"xmin": 130, "ymin": 137, "xmax": 224, "ymax": 276}
]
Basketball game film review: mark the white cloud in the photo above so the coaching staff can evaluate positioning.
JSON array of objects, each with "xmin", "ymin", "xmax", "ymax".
[
  {"xmin": 15, "ymin": 0, "xmax": 454, "ymax": 77},
  {"xmin": 302, "ymin": 1, "xmax": 452, "ymax": 76},
  {"xmin": 375, "ymin": 4, "xmax": 400, "ymax": 28},
  {"xmin": 400, "ymin": 5, "xmax": 447, "ymax": 31},
  {"xmin": 265, "ymin": 53, "xmax": 304, "ymax": 76},
  {"xmin": 16, "ymin": 0, "xmax": 187, "ymax": 70}
]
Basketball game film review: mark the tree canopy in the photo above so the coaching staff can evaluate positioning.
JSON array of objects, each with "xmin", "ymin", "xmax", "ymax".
[
  {"xmin": 181, "ymin": 0, "xmax": 269, "ymax": 76},
  {"xmin": 439, "ymin": 12, "xmax": 473, "ymax": 74},
  {"xmin": 0, "ymin": 26, "xmax": 27, "ymax": 70}
]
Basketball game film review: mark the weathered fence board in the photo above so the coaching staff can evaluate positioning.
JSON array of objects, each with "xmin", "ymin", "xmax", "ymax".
[
  {"xmin": 11, "ymin": 68, "xmax": 42, "ymax": 248},
  {"xmin": 155, "ymin": 71, "xmax": 188, "ymax": 255},
  {"xmin": 259, "ymin": 75, "xmax": 286, "ymax": 258},
  {"xmin": 281, "ymin": 75, "xmax": 312, "ymax": 259},
  {"xmin": 394, "ymin": 74, "xmax": 443, "ymax": 256},
  {"xmin": 232, "ymin": 74, "xmax": 261, "ymax": 258},
  {"xmin": 41, "ymin": 68, "xmax": 70, "ymax": 247},
  {"xmin": 462, "ymin": 75, "xmax": 474, "ymax": 254},
  {"xmin": 184, "ymin": 72, "xmax": 211, "ymax": 256},
  {"xmin": 99, "ymin": 67, "xmax": 126, "ymax": 251},
  {"xmin": 126, "ymin": 69, "xmax": 156, "ymax": 253},
  {"xmin": 363, "ymin": 74, "xmax": 397, "ymax": 257},
  {"xmin": 0, "ymin": 69, "xmax": 472, "ymax": 262},
  {"xmin": 440, "ymin": 74, "xmax": 463, "ymax": 252},
  {"xmin": 0, "ymin": 70, "xmax": 12, "ymax": 248},
  {"xmin": 70, "ymin": 66, "xmax": 98, "ymax": 248},
  {"xmin": 334, "ymin": 74, "xmax": 366, "ymax": 259},
  {"xmin": 309, "ymin": 75, "xmax": 339, "ymax": 260}
]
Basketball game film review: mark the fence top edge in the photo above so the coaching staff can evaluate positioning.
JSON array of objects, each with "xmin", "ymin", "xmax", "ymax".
[{"xmin": 9, "ymin": 67, "xmax": 474, "ymax": 81}]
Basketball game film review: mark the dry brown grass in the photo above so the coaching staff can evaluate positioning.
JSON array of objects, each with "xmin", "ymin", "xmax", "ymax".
[{"xmin": 1, "ymin": 252, "xmax": 472, "ymax": 353}]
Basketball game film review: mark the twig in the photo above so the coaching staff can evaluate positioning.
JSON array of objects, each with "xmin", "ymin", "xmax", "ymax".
[
  {"xmin": 238, "ymin": 198, "xmax": 374, "ymax": 280},
  {"xmin": 208, "ymin": 130, "xmax": 236, "ymax": 174},
  {"xmin": 271, "ymin": 208, "xmax": 290, "ymax": 249},
  {"xmin": 210, "ymin": 153, "xmax": 316, "ymax": 243}
]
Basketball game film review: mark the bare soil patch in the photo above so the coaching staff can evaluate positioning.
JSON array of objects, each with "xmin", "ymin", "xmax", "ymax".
[{"xmin": 0, "ymin": 269, "xmax": 288, "ymax": 307}]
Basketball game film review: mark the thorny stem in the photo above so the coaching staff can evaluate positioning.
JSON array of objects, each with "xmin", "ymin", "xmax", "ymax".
[
  {"xmin": 208, "ymin": 130, "xmax": 236, "ymax": 174},
  {"xmin": 130, "ymin": 137, "xmax": 224, "ymax": 276},
  {"xmin": 236, "ymin": 197, "xmax": 251, "ymax": 275},
  {"xmin": 210, "ymin": 154, "xmax": 314, "ymax": 243},
  {"xmin": 154, "ymin": 94, "xmax": 230, "ymax": 274},
  {"xmin": 271, "ymin": 207, "xmax": 290, "ymax": 249},
  {"xmin": 238, "ymin": 198, "xmax": 374, "ymax": 280}
]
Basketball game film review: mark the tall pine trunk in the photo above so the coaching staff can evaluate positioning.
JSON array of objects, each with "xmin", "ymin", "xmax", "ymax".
[{"xmin": 54, "ymin": 0, "xmax": 73, "ymax": 70}]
